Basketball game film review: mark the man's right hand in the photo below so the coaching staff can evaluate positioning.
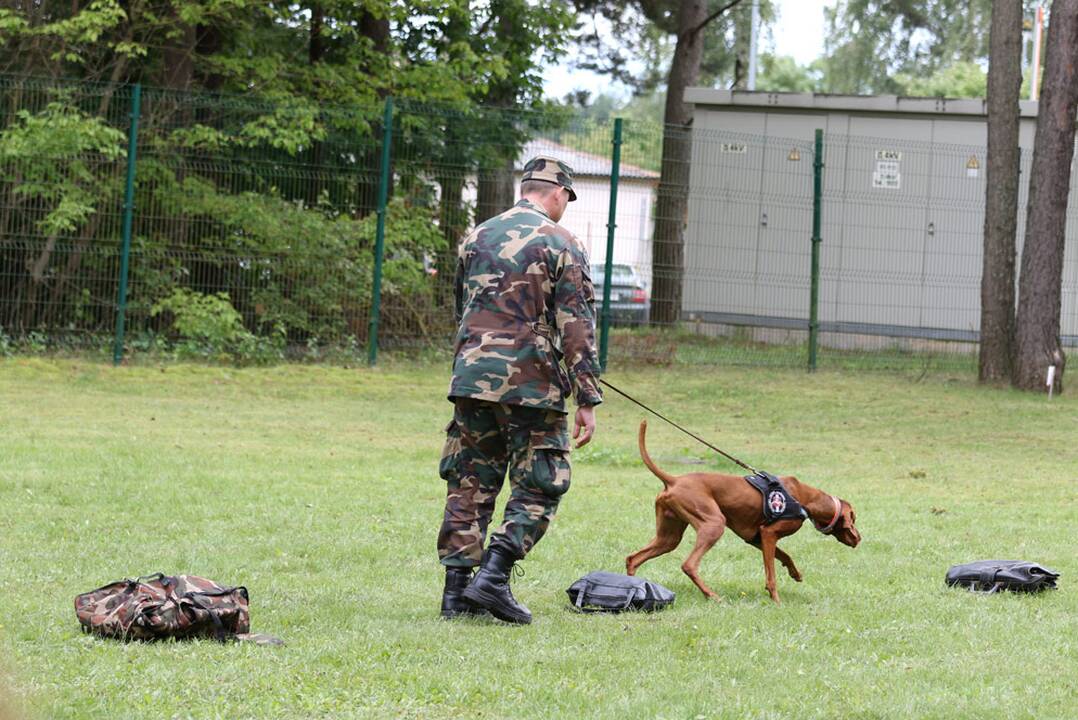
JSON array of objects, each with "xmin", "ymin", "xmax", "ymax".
[{"xmin": 573, "ymin": 404, "xmax": 596, "ymax": 449}]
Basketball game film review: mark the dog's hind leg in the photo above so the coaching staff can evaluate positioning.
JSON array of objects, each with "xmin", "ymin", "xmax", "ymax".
[
  {"xmin": 679, "ymin": 513, "xmax": 727, "ymax": 599},
  {"xmin": 626, "ymin": 502, "xmax": 687, "ymax": 576}
]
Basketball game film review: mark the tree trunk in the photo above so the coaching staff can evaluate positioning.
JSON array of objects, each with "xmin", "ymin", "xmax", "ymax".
[
  {"xmin": 437, "ymin": 172, "xmax": 467, "ymax": 304},
  {"xmin": 978, "ymin": 0, "xmax": 1023, "ymax": 382},
  {"xmin": 355, "ymin": 8, "xmax": 391, "ymax": 217},
  {"xmin": 309, "ymin": 3, "xmax": 325, "ymax": 65},
  {"xmin": 307, "ymin": 3, "xmax": 327, "ymax": 205},
  {"xmin": 160, "ymin": 24, "xmax": 196, "ymax": 91},
  {"xmin": 195, "ymin": 24, "xmax": 225, "ymax": 92},
  {"xmin": 476, "ymin": 155, "xmax": 516, "ymax": 225},
  {"xmin": 650, "ymin": 0, "xmax": 708, "ymax": 325},
  {"xmin": 1013, "ymin": 0, "xmax": 1078, "ymax": 393},
  {"xmin": 474, "ymin": 2, "xmax": 519, "ymax": 225}
]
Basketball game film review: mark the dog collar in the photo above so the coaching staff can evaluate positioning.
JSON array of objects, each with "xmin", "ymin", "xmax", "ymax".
[{"xmin": 814, "ymin": 495, "xmax": 842, "ymax": 534}]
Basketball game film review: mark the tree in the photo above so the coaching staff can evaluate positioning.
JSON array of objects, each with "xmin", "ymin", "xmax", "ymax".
[
  {"xmin": 471, "ymin": 0, "xmax": 574, "ymax": 224},
  {"xmin": 0, "ymin": 1, "xmax": 576, "ymax": 343},
  {"xmin": 755, "ymin": 55, "xmax": 823, "ymax": 93},
  {"xmin": 1014, "ymin": 0, "xmax": 1078, "ymax": 393},
  {"xmin": 979, "ymin": 1, "xmax": 1023, "ymax": 383},
  {"xmin": 821, "ymin": 0, "xmax": 994, "ymax": 94},
  {"xmin": 575, "ymin": 0, "xmax": 748, "ymax": 324},
  {"xmin": 894, "ymin": 61, "xmax": 988, "ymax": 97}
]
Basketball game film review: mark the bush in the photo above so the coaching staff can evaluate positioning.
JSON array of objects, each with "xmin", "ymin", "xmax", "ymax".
[{"xmin": 151, "ymin": 289, "xmax": 284, "ymax": 364}]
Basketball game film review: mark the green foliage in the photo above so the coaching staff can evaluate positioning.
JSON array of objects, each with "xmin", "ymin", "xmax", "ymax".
[
  {"xmin": 0, "ymin": 0, "xmax": 578, "ymax": 349},
  {"xmin": 128, "ymin": 166, "xmax": 448, "ymax": 354},
  {"xmin": 370, "ymin": 198, "xmax": 449, "ymax": 297},
  {"xmin": 150, "ymin": 288, "xmax": 283, "ymax": 364},
  {"xmin": 756, "ymin": 55, "xmax": 825, "ymax": 94},
  {"xmin": 573, "ymin": 0, "xmax": 777, "ymax": 93},
  {"xmin": 895, "ymin": 61, "xmax": 988, "ymax": 98},
  {"xmin": 821, "ymin": 0, "xmax": 1002, "ymax": 94},
  {"xmin": 151, "ymin": 289, "xmax": 247, "ymax": 347},
  {"xmin": 0, "ymin": 100, "xmax": 125, "ymax": 236}
]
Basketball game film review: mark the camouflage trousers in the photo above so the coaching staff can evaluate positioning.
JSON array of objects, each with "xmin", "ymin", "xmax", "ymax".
[{"xmin": 437, "ymin": 398, "xmax": 572, "ymax": 567}]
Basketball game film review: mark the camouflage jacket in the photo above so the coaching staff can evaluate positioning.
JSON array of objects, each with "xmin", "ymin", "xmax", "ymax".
[{"xmin": 448, "ymin": 198, "xmax": 602, "ymax": 412}]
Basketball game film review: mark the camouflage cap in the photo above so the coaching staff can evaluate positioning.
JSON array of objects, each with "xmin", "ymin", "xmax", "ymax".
[{"xmin": 521, "ymin": 155, "xmax": 577, "ymax": 201}]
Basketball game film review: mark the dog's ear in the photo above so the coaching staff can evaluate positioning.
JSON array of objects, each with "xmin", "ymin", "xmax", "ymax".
[{"xmin": 842, "ymin": 501, "xmax": 856, "ymax": 526}]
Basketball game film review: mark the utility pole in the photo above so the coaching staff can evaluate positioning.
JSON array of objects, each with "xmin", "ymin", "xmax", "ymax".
[{"xmin": 748, "ymin": 0, "xmax": 760, "ymax": 90}]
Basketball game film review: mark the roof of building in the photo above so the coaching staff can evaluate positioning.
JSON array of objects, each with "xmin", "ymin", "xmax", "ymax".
[
  {"xmin": 686, "ymin": 87, "xmax": 1040, "ymax": 118},
  {"xmin": 517, "ymin": 138, "xmax": 659, "ymax": 181}
]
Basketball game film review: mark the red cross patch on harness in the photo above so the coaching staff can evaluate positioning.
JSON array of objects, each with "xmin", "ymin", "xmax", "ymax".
[{"xmin": 768, "ymin": 490, "xmax": 787, "ymax": 514}]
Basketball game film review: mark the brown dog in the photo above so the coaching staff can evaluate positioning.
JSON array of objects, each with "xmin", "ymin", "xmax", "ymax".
[{"xmin": 626, "ymin": 420, "xmax": 861, "ymax": 603}]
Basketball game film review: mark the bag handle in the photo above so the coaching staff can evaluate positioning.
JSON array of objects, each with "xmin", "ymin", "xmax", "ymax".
[{"xmin": 132, "ymin": 573, "xmax": 167, "ymax": 585}]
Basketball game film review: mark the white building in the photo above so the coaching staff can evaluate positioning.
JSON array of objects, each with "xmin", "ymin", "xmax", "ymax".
[{"xmin": 464, "ymin": 138, "xmax": 659, "ymax": 288}]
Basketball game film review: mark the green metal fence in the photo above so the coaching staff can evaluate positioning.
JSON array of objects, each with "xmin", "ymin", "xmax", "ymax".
[{"xmin": 5, "ymin": 74, "xmax": 1074, "ymax": 372}]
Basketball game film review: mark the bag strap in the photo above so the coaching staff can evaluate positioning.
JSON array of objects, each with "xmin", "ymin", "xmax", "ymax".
[
  {"xmin": 573, "ymin": 579, "xmax": 637, "ymax": 612},
  {"xmin": 574, "ymin": 581, "xmax": 587, "ymax": 609},
  {"xmin": 185, "ymin": 593, "xmax": 229, "ymax": 642},
  {"xmin": 970, "ymin": 581, "xmax": 1005, "ymax": 595}
]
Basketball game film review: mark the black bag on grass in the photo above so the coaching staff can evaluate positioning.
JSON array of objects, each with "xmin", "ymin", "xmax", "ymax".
[
  {"xmin": 945, "ymin": 560, "xmax": 1059, "ymax": 594},
  {"xmin": 566, "ymin": 571, "xmax": 675, "ymax": 613}
]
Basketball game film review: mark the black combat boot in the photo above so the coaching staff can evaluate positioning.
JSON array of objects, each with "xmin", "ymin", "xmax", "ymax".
[
  {"xmin": 441, "ymin": 567, "xmax": 488, "ymax": 619},
  {"xmin": 461, "ymin": 546, "xmax": 532, "ymax": 625}
]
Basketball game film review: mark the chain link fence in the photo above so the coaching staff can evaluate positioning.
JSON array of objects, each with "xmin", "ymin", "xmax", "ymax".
[{"xmin": 4, "ymin": 74, "xmax": 1075, "ymax": 372}]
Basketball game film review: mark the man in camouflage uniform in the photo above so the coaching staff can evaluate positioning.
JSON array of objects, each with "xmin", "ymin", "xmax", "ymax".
[{"xmin": 437, "ymin": 155, "xmax": 602, "ymax": 625}]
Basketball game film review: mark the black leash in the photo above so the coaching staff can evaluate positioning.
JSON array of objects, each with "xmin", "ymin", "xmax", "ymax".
[{"xmin": 599, "ymin": 378, "xmax": 758, "ymax": 475}]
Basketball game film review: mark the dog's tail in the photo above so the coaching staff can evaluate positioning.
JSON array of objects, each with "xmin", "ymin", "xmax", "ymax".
[{"xmin": 638, "ymin": 420, "xmax": 678, "ymax": 489}]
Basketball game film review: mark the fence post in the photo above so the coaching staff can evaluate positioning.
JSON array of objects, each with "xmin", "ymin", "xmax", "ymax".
[
  {"xmin": 368, "ymin": 96, "xmax": 394, "ymax": 366},
  {"xmin": 599, "ymin": 118, "xmax": 623, "ymax": 372},
  {"xmin": 808, "ymin": 128, "xmax": 823, "ymax": 372},
  {"xmin": 113, "ymin": 83, "xmax": 141, "ymax": 366}
]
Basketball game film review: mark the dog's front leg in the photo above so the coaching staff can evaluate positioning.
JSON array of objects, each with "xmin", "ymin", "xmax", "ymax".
[
  {"xmin": 757, "ymin": 527, "xmax": 782, "ymax": 603},
  {"xmin": 774, "ymin": 547, "xmax": 802, "ymax": 582},
  {"xmin": 757, "ymin": 521, "xmax": 804, "ymax": 603}
]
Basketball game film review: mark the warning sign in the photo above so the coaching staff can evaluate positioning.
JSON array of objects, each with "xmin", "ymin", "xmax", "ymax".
[
  {"xmin": 966, "ymin": 155, "xmax": 980, "ymax": 178},
  {"xmin": 873, "ymin": 160, "xmax": 901, "ymax": 190}
]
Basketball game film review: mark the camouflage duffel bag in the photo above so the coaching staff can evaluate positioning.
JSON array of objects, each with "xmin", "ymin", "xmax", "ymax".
[{"xmin": 75, "ymin": 573, "xmax": 250, "ymax": 641}]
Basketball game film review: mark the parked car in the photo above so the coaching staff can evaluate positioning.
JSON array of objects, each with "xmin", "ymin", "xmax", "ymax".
[{"xmin": 589, "ymin": 263, "xmax": 650, "ymax": 327}]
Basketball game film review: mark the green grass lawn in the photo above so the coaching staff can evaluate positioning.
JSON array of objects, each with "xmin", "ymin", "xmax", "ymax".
[{"xmin": 1, "ymin": 358, "xmax": 1076, "ymax": 719}]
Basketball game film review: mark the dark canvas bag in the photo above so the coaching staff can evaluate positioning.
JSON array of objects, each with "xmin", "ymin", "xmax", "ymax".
[
  {"xmin": 566, "ymin": 571, "xmax": 675, "ymax": 613},
  {"xmin": 945, "ymin": 560, "xmax": 1059, "ymax": 594},
  {"xmin": 75, "ymin": 573, "xmax": 251, "ymax": 641}
]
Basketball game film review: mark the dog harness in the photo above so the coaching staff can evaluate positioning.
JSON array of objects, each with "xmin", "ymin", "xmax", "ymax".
[{"xmin": 744, "ymin": 471, "xmax": 808, "ymax": 524}]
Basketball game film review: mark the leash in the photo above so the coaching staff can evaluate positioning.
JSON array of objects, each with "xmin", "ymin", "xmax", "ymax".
[{"xmin": 599, "ymin": 378, "xmax": 759, "ymax": 475}]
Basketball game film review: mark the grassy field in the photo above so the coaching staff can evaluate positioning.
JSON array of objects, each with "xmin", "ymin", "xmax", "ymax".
[{"xmin": 1, "ymin": 357, "xmax": 1076, "ymax": 719}]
